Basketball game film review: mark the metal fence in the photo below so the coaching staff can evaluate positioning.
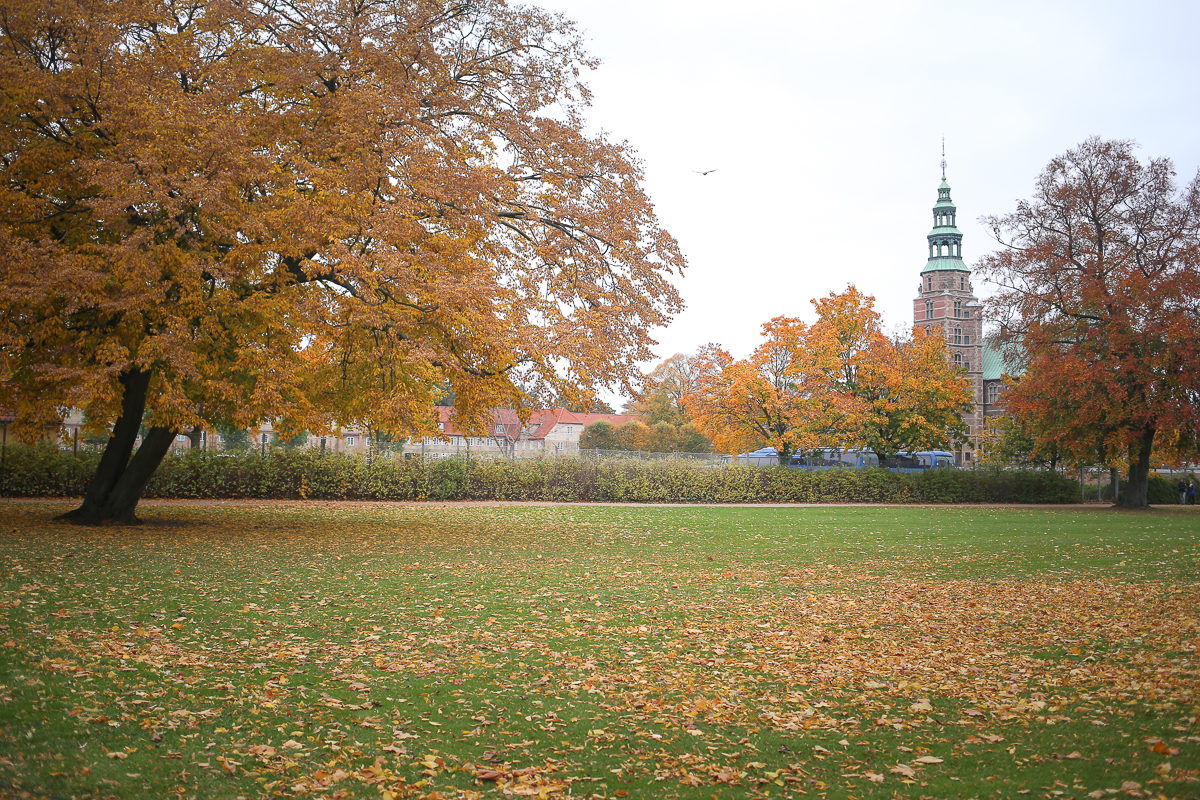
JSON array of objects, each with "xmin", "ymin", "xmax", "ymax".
[{"xmin": 577, "ymin": 449, "xmax": 724, "ymax": 464}]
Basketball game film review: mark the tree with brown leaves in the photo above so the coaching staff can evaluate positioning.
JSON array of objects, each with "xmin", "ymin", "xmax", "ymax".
[
  {"xmin": 0, "ymin": 0, "xmax": 683, "ymax": 523},
  {"xmin": 979, "ymin": 138, "xmax": 1200, "ymax": 508}
]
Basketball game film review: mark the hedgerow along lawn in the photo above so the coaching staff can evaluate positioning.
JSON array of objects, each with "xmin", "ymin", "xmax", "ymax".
[{"xmin": 1, "ymin": 502, "xmax": 1197, "ymax": 800}]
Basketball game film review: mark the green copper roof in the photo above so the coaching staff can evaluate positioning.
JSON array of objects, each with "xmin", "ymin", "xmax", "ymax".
[
  {"xmin": 981, "ymin": 341, "xmax": 1025, "ymax": 381},
  {"xmin": 934, "ymin": 178, "xmax": 955, "ymax": 207},
  {"xmin": 927, "ymin": 225, "xmax": 962, "ymax": 237},
  {"xmin": 921, "ymin": 256, "xmax": 970, "ymax": 274}
]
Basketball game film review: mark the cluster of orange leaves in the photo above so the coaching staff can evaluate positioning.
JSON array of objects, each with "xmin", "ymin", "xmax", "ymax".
[{"xmin": 685, "ymin": 286, "xmax": 972, "ymax": 462}]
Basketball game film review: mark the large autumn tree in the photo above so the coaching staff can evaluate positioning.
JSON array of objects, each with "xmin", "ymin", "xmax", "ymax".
[
  {"xmin": 805, "ymin": 288, "xmax": 970, "ymax": 461},
  {"xmin": 979, "ymin": 138, "xmax": 1200, "ymax": 508},
  {"xmin": 686, "ymin": 287, "xmax": 970, "ymax": 465},
  {"xmin": 685, "ymin": 318, "xmax": 856, "ymax": 466},
  {"xmin": 0, "ymin": 0, "xmax": 684, "ymax": 523}
]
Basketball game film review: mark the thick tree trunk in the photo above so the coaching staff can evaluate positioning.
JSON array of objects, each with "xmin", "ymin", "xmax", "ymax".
[
  {"xmin": 89, "ymin": 426, "xmax": 176, "ymax": 523},
  {"xmin": 57, "ymin": 368, "xmax": 175, "ymax": 525},
  {"xmin": 57, "ymin": 369, "xmax": 152, "ymax": 523},
  {"xmin": 1119, "ymin": 426, "xmax": 1156, "ymax": 509}
]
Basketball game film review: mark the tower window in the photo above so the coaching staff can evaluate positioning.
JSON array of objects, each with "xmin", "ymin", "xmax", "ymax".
[
  {"xmin": 954, "ymin": 352, "xmax": 962, "ymax": 366},
  {"xmin": 925, "ymin": 299, "xmax": 934, "ymax": 318},
  {"xmin": 954, "ymin": 326, "xmax": 962, "ymax": 345},
  {"xmin": 953, "ymin": 299, "xmax": 962, "ymax": 318},
  {"xmin": 926, "ymin": 276, "xmax": 932, "ymax": 290}
]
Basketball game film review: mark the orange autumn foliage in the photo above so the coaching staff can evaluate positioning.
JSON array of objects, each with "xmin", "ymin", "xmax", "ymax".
[
  {"xmin": 0, "ymin": 0, "xmax": 683, "ymax": 521},
  {"xmin": 686, "ymin": 287, "xmax": 971, "ymax": 464}
]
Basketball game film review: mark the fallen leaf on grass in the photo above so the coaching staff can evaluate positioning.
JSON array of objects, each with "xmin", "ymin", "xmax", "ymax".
[
  {"xmin": 281, "ymin": 739, "xmax": 304, "ymax": 750},
  {"xmin": 914, "ymin": 756, "xmax": 943, "ymax": 764},
  {"xmin": 864, "ymin": 772, "xmax": 885, "ymax": 782},
  {"xmin": 890, "ymin": 764, "xmax": 915, "ymax": 777},
  {"xmin": 106, "ymin": 752, "xmax": 127, "ymax": 760},
  {"xmin": 982, "ymin": 734, "xmax": 1005, "ymax": 744},
  {"xmin": 248, "ymin": 745, "xmax": 277, "ymax": 757}
]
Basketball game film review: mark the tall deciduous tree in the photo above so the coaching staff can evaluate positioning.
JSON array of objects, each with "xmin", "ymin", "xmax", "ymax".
[
  {"xmin": 979, "ymin": 138, "xmax": 1200, "ymax": 508},
  {"xmin": 685, "ymin": 323, "xmax": 841, "ymax": 466},
  {"xmin": 855, "ymin": 328, "xmax": 972, "ymax": 460},
  {"xmin": 686, "ymin": 287, "xmax": 970, "ymax": 464},
  {"xmin": 0, "ymin": 0, "xmax": 684, "ymax": 523}
]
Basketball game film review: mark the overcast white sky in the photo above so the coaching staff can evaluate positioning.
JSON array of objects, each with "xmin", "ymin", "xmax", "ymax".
[{"xmin": 532, "ymin": 0, "xmax": 1200, "ymax": 393}]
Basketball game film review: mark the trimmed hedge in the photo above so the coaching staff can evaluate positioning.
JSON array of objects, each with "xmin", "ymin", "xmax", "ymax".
[{"xmin": 0, "ymin": 445, "xmax": 1082, "ymax": 504}]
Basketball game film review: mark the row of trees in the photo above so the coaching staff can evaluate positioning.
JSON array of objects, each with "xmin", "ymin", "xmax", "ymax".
[
  {"xmin": 579, "ymin": 419, "xmax": 710, "ymax": 453},
  {"xmin": 637, "ymin": 287, "xmax": 974, "ymax": 466}
]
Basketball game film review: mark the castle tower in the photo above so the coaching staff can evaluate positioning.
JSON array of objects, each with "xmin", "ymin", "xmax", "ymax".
[{"xmin": 913, "ymin": 162, "xmax": 983, "ymax": 465}]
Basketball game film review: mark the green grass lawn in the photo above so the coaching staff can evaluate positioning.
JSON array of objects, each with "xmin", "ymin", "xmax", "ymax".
[{"xmin": 1, "ymin": 501, "xmax": 1198, "ymax": 800}]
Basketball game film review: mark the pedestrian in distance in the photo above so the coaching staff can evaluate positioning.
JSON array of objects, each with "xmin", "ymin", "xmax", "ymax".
[
  {"xmin": 1189, "ymin": 479, "xmax": 1197, "ymax": 506},
  {"xmin": 1181, "ymin": 478, "xmax": 1189, "ymax": 505}
]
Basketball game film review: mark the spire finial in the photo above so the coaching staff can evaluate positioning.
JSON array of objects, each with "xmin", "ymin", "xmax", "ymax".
[{"xmin": 940, "ymin": 137, "xmax": 946, "ymax": 179}]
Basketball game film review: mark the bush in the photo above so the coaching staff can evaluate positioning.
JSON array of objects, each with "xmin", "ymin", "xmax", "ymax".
[{"xmin": 0, "ymin": 445, "xmax": 1083, "ymax": 505}]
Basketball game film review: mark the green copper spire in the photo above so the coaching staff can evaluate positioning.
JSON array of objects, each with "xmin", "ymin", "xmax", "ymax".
[{"xmin": 921, "ymin": 148, "xmax": 968, "ymax": 274}]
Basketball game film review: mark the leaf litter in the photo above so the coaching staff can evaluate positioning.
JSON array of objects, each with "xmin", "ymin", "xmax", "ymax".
[{"xmin": 0, "ymin": 501, "xmax": 1198, "ymax": 799}]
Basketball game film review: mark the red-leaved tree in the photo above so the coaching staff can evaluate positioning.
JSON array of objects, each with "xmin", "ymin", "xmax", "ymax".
[{"xmin": 979, "ymin": 137, "xmax": 1200, "ymax": 507}]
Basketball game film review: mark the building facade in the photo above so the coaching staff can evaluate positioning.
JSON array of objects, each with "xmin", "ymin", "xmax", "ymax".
[{"xmin": 912, "ymin": 170, "xmax": 984, "ymax": 465}]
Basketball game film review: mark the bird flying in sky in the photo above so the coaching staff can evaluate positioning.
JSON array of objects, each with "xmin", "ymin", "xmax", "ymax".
[{"xmin": 693, "ymin": 169, "xmax": 717, "ymax": 175}]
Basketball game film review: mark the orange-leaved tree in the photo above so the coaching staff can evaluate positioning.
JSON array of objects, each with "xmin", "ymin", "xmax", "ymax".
[
  {"xmin": 978, "ymin": 137, "xmax": 1200, "ymax": 508},
  {"xmin": 0, "ymin": 0, "xmax": 684, "ymax": 523},
  {"xmin": 806, "ymin": 286, "xmax": 969, "ymax": 461},
  {"xmin": 856, "ymin": 329, "xmax": 972, "ymax": 461},
  {"xmin": 685, "ymin": 320, "xmax": 848, "ymax": 466},
  {"xmin": 687, "ymin": 287, "xmax": 970, "ymax": 465}
]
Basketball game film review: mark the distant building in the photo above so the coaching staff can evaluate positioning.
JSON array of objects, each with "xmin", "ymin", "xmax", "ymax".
[
  {"xmin": 405, "ymin": 407, "xmax": 638, "ymax": 459},
  {"xmin": 911, "ymin": 168, "xmax": 984, "ymax": 464}
]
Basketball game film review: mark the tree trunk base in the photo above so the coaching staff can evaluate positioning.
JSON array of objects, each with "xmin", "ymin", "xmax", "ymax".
[{"xmin": 55, "ymin": 507, "xmax": 144, "ymax": 525}]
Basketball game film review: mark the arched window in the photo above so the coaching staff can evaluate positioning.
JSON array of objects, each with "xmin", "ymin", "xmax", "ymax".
[
  {"xmin": 924, "ymin": 325, "xmax": 931, "ymax": 335},
  {"xmin": 954, "ymin": 326, "xmax": 962, "ymax": 345},
  {"xmin": 926, "ymin": 276, "xmax": 932, "ymax": 290},
  {"xmin": 954, "ymin": 351, "xmax": 962, "ymax": 366},
  {"xmin": 953, "ymin": 299, "xmax": 962, "ymax": 318},
  {"xmin": 925, "ymin": 299, "xmax": 934, "ymax": 318}
]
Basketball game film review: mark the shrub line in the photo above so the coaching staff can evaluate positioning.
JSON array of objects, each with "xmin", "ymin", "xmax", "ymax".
[{"xmin": 0, "ymin": 446, "xmax": 1083, "ymax": 504}]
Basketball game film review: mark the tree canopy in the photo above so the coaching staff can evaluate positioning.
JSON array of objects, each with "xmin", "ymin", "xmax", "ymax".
[
  {"xmin": 0, "ymin": 0, "xmax": 684, "ymax": 522},
  {"xmin": 685, "ymin": 287, "xmax": 971, "ymax": 465},
  {"xmin": 979, "ymin": 137, "xmax": 1200, "ymax": 507}
]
